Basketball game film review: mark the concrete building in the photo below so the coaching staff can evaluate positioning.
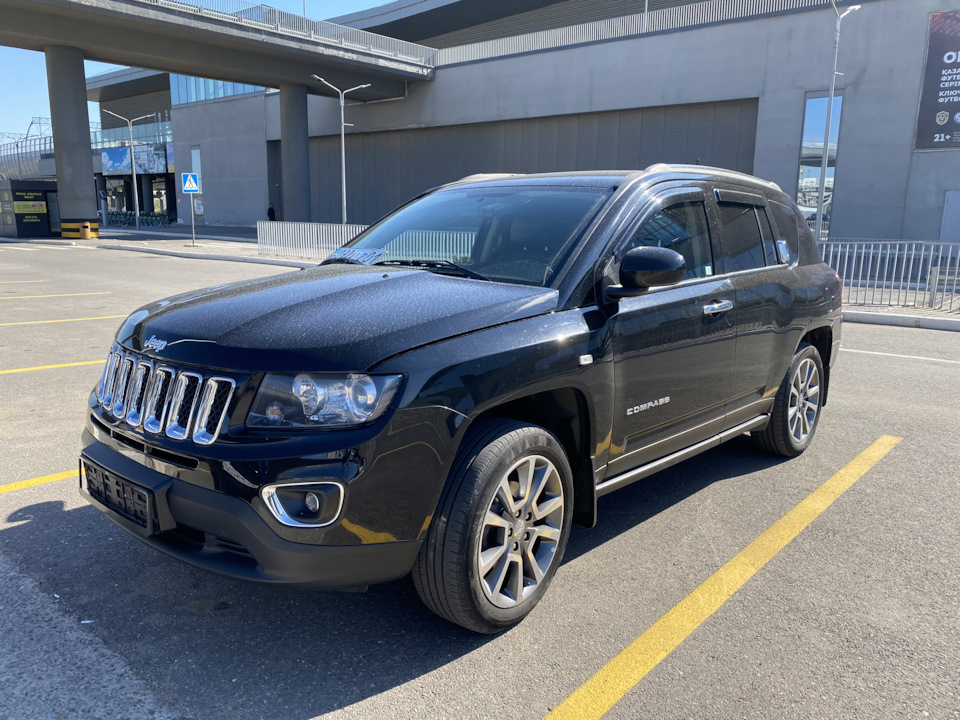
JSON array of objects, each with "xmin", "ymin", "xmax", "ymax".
[{"xmin": 3, "ymin": 0, "xmax": 958, "ymax": 241}]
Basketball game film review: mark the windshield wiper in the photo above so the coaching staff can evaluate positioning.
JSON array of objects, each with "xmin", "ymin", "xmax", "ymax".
[{"xmin": 375, "ymin": 259, "xmax": 490, "ymax": 281}]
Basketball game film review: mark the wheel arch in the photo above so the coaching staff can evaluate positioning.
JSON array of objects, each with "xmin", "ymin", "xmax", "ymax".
[
  {"xmin": 469, "ymin": 387, "xmax": 598, "ymax": 528},
  {"xmin": 799, "ymin": 325, "xmax": 832, "ymax": 405}
]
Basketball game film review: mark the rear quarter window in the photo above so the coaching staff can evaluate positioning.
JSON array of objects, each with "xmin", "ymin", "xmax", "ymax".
[{"xmin": 769, "ymin": 201, "xmax": 801, "ymax": 262}]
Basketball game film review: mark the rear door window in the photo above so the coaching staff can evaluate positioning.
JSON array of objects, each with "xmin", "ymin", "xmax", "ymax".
[{"xmin": 717, "ymin": 203, "xmax": 765, "ymax": 272}]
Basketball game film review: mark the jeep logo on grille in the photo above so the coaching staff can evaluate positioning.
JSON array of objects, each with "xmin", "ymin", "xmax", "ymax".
[{"xmin": 144, "ymin": 335, "xmax": 168, "ymax": 352}]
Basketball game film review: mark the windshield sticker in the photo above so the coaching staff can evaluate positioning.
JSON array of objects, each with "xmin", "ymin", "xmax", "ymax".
[{"xmin": 326, "ymin": 247, "xmax": 388, "ymax": 265}]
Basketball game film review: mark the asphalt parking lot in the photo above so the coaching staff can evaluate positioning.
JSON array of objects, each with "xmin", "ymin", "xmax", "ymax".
[{"xmin": 1, "ymin": 242, "xmax": 958, "ymax": 720}]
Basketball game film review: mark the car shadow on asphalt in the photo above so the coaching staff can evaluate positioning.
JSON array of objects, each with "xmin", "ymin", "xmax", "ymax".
[
  {"xmin": 563, "ymin": 436, "xmax": 791, "ymax": 563},
  {"xmin": 0, "ymin": 437, "xmax": 786, "ymax": 720}
]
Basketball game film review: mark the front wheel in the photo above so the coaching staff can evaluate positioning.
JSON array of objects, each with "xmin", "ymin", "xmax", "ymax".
[
  {"xmin": 753, "ymin": 341, "xmax": 824, "ymax": 457},
  {"xmin": 412, "ymin": 419, "xmax": 574, "ymax": 633}
]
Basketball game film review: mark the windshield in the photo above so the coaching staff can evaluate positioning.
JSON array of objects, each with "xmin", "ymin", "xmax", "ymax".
[{"xmin": 340, "ymin": 185, "xmax": 612, "ymax": 286}]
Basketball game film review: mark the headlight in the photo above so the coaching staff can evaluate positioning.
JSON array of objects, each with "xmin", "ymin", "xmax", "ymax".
[{"xmin": 247, "ymin": 373, "xmax": 403, "ymax": 428}]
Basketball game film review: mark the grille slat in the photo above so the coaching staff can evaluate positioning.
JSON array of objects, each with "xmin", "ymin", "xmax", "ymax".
[
  {"xmin": 100, "ymin": 351, "xmax": 122, "ymax": 409},
  {"xmin": 125, "ymin": 361, "xmax": 153, "ymax": 428},
  {"xmin": 165, "ymin": 372, "xmax": 202, "ymax": 440},
  {"xmin": 111, "ymin": 357, "xmax": 136, "ymax": 419},
  {"xmin": 95, "ymin": 346, "xmax": 235, "ymax": 445},
  {"xmin": 192, "ymin": 378, "xmax": 236, "ymax": 445},
  {"xmin": 143, "ymin": 367, "xmax": 175, "ymax": 434}
]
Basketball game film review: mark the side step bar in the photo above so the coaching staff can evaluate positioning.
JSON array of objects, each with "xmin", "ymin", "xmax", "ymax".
[{"xmin": 596, "ymin": 415, "xmax": 770, "ymax": 498}]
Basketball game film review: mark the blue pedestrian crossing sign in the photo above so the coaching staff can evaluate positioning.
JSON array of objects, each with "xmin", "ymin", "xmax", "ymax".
[{"xmin": 181, "ymin": 173, "xmax": 200, "ymax": 193}]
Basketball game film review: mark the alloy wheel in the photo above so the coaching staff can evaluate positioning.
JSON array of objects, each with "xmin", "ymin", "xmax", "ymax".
[
  {"xmin": 788, "ymin": 357, "xmax": 820, "ymax": 444},
  {"xmin": 476, "ymin": 454, "xmax": 565, "ymax": 608}
]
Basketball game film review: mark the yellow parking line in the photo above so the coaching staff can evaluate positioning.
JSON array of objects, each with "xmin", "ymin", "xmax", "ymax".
[
  {"xmin": 0, "ymin": 292, "xmax": 111, "ymax": 300},
  {"xmin": 0, "ymin": 315, "xmax": 126, "ymax": 327},
  {"xmin": 0, "ymin": 469, "xmax": 78, "ymax": 495},
  {"xmin": 0, "ymin": 360, "xmax": 103, "ymax": 375},
  {"xmin": 545, "ymin": 435, "xmax": 903, "ymax": 720}
]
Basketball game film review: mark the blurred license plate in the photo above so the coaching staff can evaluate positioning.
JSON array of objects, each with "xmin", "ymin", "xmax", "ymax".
[{"xmin": 82, "ymin": 460, "xmax": 154, "ymax": 531}]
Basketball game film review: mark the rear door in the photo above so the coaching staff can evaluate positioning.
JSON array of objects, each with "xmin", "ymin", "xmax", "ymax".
[
  {"xmin": 708, "ymin": 186, "xmax": 799, "ymax": 429},
  {"xmin": 604, "ymin": 185, "xmax": 737, "ymax": 478}
]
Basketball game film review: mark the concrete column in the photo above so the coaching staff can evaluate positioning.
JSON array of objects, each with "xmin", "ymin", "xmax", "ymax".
[
  {"xmin": 140, "ymin": 174, "xmax": 152, "ymax": 213},
  {"xmin": 44, "ymin": 46, "xmax": 98, "ymax": 235},
  {"xmin": 279, "ymin": 83, "xmax": 311, "ymax": 221}
]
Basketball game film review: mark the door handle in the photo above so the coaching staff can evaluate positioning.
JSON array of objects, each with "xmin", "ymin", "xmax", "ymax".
[{"xmin": 702, "ymin": 300, "xmax": 733, "ymax": 315}]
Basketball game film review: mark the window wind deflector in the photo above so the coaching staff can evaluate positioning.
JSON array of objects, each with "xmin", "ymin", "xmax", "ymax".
[
  {"xmin": 375, "ymin": 259, "xmax": 491, "ymax": 281},
  {"xmin": 714, "ymin": 188, "xmax": 767, "ymax": 206}
]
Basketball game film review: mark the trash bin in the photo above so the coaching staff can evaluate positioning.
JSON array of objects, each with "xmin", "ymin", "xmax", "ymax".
[{"xmin": 80, "ymin": 222, "xmax": 91, "ymax": 239}]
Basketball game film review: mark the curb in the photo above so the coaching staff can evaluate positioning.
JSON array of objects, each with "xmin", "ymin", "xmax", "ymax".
[
  {"xmin": 103, "ymin": 228, "xmax": 256, "ymax": 243},
  {"xmin": 1, "ymin": 238, "xmax": 77, "ymax": 247},
  {"xmin": 97, "ymin": 244, "xmax": 318, "ymax": 268},
  {"xmin": 843, "ymin": 310, "xmax": 960, "ymax": 332}
]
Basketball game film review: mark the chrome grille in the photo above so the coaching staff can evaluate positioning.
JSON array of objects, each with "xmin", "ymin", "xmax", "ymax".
[
  {"xmin": 100, "ymin": 351, "xmax": 122, "ymax": 409},
  {"xmin": 111, "ymin": 356, "xmax": 136, "ymax": 419},
  {"xmin": 143, "ymin": 367, "xmax": 174, "ymax": 434},
  {"xmin": 193, "ymin": 378, "xmax": 237, "ymax": 445},
  {"xmin": 165, "ymin": 372, "xmax": 202, "ymax": 440},
  {"xmin": 96, "ymin": 346, "xmax": 235, "ymax": 446},
  {"xmin": 124, "ymin": 361, "xmax": 153, "ymax": 428}
]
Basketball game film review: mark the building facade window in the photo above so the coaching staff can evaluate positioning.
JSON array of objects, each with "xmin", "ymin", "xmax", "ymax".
[
  {"xmin": 796, "ymin": 92, "xmax": 843, "ymax": 232},
  {"xmin": 169, "ymin": 74, "xmax": 265, "ymax": 105}
]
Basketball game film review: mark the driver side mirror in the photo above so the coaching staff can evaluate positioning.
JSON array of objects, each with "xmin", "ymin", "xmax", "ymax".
[{"xmin": 605, "ymin": 246, "xmax": 687, "ymax": 300}]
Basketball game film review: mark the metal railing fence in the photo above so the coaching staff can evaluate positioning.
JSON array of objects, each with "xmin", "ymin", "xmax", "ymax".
[
  {"xmin": 257, "ymin": 222, "xmax": 480, "ymax": 263},
  {"xmin": 436, "ymin": 0, "xmax": 867, "ymax": 65},
  {"xmin": 125, "ymin": 0, "xmax": 438, "ymax": 67},
  {"xmin": 819, "ymin": 240, "xmax": 960, "ymax": 312},
  {"xmin": 258, "ymin": 226, "xmax": 960, "ymax": 312},
  {"xmin": 257, "ymin": 221, "xmax": 367, "ymax": 259}
]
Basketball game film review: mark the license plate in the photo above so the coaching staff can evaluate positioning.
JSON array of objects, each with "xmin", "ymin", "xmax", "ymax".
[{"xmin": 82, "ymin": 461, "xmax": 154, "ymax": 532}]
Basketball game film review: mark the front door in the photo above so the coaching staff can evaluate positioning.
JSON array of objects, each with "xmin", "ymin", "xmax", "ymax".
[{"xmin": 604, "ymin": 190, "xmax": 736, "ymax": 479}]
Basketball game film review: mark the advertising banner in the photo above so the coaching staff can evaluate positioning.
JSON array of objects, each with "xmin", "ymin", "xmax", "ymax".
[
  {"xmin": 916, "ymin": 10, "xmax": 960, "ymax": 150},
  {"xmin": 101, "ymin": 147, "xmax": 131, "ymax": 175},
  {"xmin": 101, "ymin": 145, "xmax": 169, "ymax": 175},
  {"xmin": 134, "ymin": 144, "xmax": 168, "ymax": 174}
]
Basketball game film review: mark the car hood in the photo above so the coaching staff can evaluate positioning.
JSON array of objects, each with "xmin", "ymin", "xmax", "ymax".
[{"xmin": 116, "ymin": 264, "xmax": 559, "ymax": 371}]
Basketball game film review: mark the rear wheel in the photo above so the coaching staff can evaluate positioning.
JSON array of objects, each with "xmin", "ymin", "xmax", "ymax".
[
  {"xmin": 412, "ymin": 419, "xmax": 573, "ymax": 633},
  {"xmin": 753, "ymin": 341, "xmax": 824, "ymax": 457}
]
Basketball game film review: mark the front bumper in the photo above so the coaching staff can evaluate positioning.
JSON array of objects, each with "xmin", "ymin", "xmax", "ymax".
[{"xmin": 78, "ymin": 403, "xmax": 461, "ymax": 588}]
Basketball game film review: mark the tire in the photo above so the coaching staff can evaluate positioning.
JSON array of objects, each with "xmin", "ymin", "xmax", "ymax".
[
  {"xmin": 753, "ymin": 341, "xmax": 824, "ymax": 457},
  {"xmin": 412, "ymin": 419, "xmax": 574, "ymax": 634}
]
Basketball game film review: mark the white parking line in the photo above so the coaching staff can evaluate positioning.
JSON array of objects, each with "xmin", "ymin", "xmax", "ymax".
[
  {"xmin": 3, "ymin": 246, "xmax": 37, "ymax": 251},
  {"xmin": 840, "ymin": 348, "xmax": 960, "ymax": 365}
]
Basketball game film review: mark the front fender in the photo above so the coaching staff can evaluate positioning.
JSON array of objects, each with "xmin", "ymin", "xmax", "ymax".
[{"xmin": 372, "ymin": 308, "xmax": 614, "ymax": 472}]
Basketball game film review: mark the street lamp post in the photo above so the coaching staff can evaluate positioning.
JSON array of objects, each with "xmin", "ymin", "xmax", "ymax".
[
  {"xmin": 816, "ymin": 1, "xmax": 860, "ymax": 243},
  {"xmin": 311, "ymin": 75, "xmax": 371, "ymax": 224},
  {"xmin": 103, "ymin": 109, "xmax": 157, "ymax": 230}
]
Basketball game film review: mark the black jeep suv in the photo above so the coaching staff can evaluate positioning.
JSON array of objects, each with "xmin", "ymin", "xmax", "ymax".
[{"xmin": 80, "ymin": 165, "xmax": 841, "ymax": 633}]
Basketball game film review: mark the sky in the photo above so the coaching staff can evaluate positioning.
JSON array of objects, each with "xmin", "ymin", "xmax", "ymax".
[{"xmin": 0, "ymin": 0, "xmax": 380, "ymax": 137}]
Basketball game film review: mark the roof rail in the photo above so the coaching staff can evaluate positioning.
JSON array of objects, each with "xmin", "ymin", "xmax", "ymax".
[{"xmin": 644, "ymin": 163, "xmax": 781, "ymax": 192}]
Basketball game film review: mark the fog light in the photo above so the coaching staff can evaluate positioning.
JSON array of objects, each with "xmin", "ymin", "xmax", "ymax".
[{"xmin": 260, "ymin": 481, "xmax": 344, "ymax": 528}]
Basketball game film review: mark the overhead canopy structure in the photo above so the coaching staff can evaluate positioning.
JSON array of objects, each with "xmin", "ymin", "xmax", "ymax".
[{"xmin": 0, "ymin": 0, "xmax": 437, "ymax": 101}]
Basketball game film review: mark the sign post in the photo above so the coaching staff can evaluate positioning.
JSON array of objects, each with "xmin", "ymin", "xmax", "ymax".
[{"xmin": 181, "ymin": 173, "xmax": 199, "ymax": 246}]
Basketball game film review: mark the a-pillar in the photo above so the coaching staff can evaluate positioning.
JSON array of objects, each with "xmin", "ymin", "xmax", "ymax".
[
  {"xmin": 45, "ymin": 46, "xmax": 99, "ymax": 238},
  {"xmin": 279, "ymin": 83, "xmax": 311, "ymax": 222}
]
